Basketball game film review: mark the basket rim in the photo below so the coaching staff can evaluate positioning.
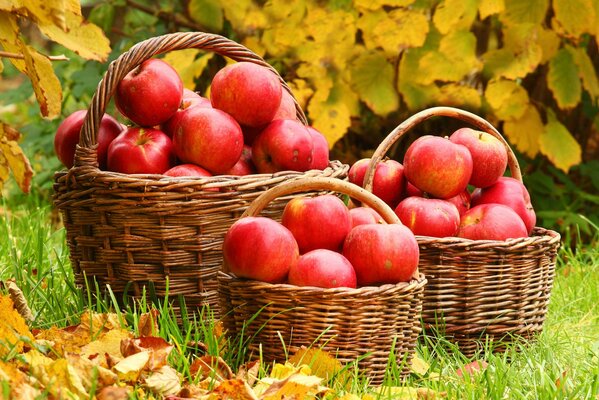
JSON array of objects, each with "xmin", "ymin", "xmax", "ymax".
[
  {"xmin": 218, "ymin": 271, "xmax": 427, "ymax": 296},
  {"xmin": 414, "ymin": 226, "xmax": 560, "ymax": 248}
]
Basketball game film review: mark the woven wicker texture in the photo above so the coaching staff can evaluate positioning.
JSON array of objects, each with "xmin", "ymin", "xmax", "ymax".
[
  {"xmin": 364, "ymin": 106, "xmax": 561, "ymax": 356},
  {"xmin": 52, "ymin": 32, "xmax": 349, "ymax": 318},
  {"xmin": 218, "ymin": 177, "xmax": 427, "ymax": 384}
]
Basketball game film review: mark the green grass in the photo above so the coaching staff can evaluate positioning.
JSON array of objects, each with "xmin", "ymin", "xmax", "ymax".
[{"xmin": 1, "ymin": 189, "xmax": 598, "ymax": 399}]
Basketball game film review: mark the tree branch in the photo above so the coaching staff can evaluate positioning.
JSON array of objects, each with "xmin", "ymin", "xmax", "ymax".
[
  {"xmin": 0, "ymin": 50, "xmax": 69, "ymax": 61},
  {"xmin": 125, "ymin": 0, "xmax": 207, "ymax": 32}
]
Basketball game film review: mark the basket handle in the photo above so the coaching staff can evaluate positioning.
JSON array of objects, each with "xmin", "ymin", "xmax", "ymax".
[
  {"xmin": 76, "ymin": 31, "xmax": 307, "ymax": 167},
  {"xmin": 241, "ymin": 177, "xmax": 400, "ymax": 225},
  {"xmin": 363, "ymin": 106, "xmax": 522, "ymax": 193}
]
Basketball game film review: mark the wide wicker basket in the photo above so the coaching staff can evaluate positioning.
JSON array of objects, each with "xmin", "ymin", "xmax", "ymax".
[
  {"xmin": 363, "ymin": 106, "xmax": 561, "ymax": 357},
  {"xmin": 52, "ymin": 32, "xmax": 348, "ymax": 319},
  {"xmin": 218, "ymin": 177, "xmax": 427, "ymax": 385}
]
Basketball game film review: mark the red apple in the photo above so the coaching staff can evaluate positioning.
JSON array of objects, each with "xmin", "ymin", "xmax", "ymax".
[
  {"xmin": 342, "ymin": 224, "xmax": 419, "ymax": 285},
  {"xmin": 161, "ymin": 95, "xmax": 211, "ymax": 137},
  {"xmin": 445, "ymin": 189, "xmax": 471, "ymax": 217},
  {"xmin": 449, "ymin": 127, "xmax": 508, "ymax": 188},
  {"xmin": 210, "ymin": 62, "xmax": 282, "ymax": 128},
  {"xmin": 457, "ymin": 203, "xmax": 528, "ymax": 241},
  {"xmin": 404, "ymin": 182, "xmax": 424, "ymax": 198},
  {"xmin": 225, "ymin": 146, "xmax": 256, "ymax": 176},
  {"xmin": 394, "ymin": 197, "xmax": 460, "ymax": 237},
  {"xmin": 349, "ymin": 158, "xmax": 404, "ymax": 208},
  {"xmin": 172, "ymin": 107, "xmax": 243, "ymax": 174},
  {"xmin": 470, "ymin": 177, "xmax": 536, "ymax": 234},
  {"xmin": 349, "ymin": 207, "xmax": 384, "ymax": 228},
  {"xmin": 403, "ymin": 135, "xmax": 473, "ymax": 199},
  {"xmin": 282, "ymin": 194, "xmax": 352, "ymax": 254},
  {"xmin": 106, "ymin": 127, "xmax": 175, "ymax": 174},
  {"xmin": 54, "ymin": 110, "xmax": 123, "ymax": 169},
  {"xmin": 307, "ymin": 126, "xmax": 329, "ymax": 170},
  {"xmin": 252, "ymin": 119, "xmax": 314, "ymax": 173},
  {"xmin": 223, "ymin": 217, "xmax": 299, "ymax": 283},
  {"xmin": 163, "ymin": 164, "xmax": 212, "ymax": 178},
  {"xmin": 272, "ymin": 89, "xmax": 298, "ymax": 121},
  {"xmin": 288, "ymin": 249, "xmax": 357, "ymax": 289},
  {"xmin": 115, "ymin": 58, "xmax": 183, "ymax": 127}
]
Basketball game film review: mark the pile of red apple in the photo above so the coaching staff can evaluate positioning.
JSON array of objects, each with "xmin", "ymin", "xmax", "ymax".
[
  {"xmin": 222, "ymin": 194, "xmax": 419, "ymax": 288},
  {"xmin": 54, "ymin": 59, "xmax": 330, "ymax": 177},
  {"xmin": 349, "ymin": 128, "xmax": 536, "ymax": 241}
]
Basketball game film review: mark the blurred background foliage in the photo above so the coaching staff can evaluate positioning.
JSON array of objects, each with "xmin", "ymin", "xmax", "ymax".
[{"xmin": 1, "ymin": 0, "xmax": 598, "ymax": 246}]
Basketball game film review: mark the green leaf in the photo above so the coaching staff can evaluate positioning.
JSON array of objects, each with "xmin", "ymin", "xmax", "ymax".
[
  {"xmin": 503, "ymin": 104, "xmax": 542, "ymax": 157},
  {"xmin": 547, "ymin": 48, "xmax": 581, "ymax": 110},
  {"xmin": 540, "ymin": 114, "xmax": 582, "ymax": 172},
  {"xmin": 350, "ymin": 50, "xmax": 398, "ymax": 116},
  {"xmin": 433, "ymin": 0, "xmax": 477, "ymax": 34},
  {"xmin": 552, "ymin": 0, "xmax": 596, "ymax": 39},
  {"xmin": 485, "ymin": 79, "xmax": 529, "ymax": 120},
  {"xmin": 500, "ymin": 0, "xmax": 549, "ymax": 26},
  {"xmin": 479, "ymin": 0, "xmax": 505, "ymax": 19},
  {"xmin": 188, "ymin": 0, "xmax": 223, "ymax": 32},
  {"xmin": 567, "ymin": 45, "xmax": 599, "ymax": 101}
]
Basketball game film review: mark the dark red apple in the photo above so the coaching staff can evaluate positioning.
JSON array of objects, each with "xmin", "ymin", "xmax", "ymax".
[
  {"xmin": 403, "ymin": 135, "xmax": 473, "ymax": 199},
  {"xmin": 457, "ymin": 203, "xmax": 528, "ymax": 241},
  {"xmin": 342, "ymin": 224, "xmax": 419, "ymax": 286},
  {"xmin": 172, "ymin": 107, "xmax": 243, "ymax": 174},
  {"xmin": 288, "ymin": 249, "xmax": 357, "ymax": 289},
  {"xmin": 282, "ymin": 194, "xmax": 352, "ymax": 254},
  {"xmin": 54, "ymin": 110, "xmax": 123, "ymax": 169},
  {"xmin": 252, "ymin": 119, "xmax": 314, "ymax": 173},
  {"xmin": 163, "ymin": 163, "xmax": 212, "ymax": 178},
  {"xmin": 404, "ymin": 182, "xmax": 424, "ymax": 198},
  {"xmin": 445, "ymin": 189, "xmax": 471, "ymax": 217},
  {"xmin": 210, "ymin": 62, "xmax": 282, "ymax": 128},
  {"xmin": 349, "ymin": 158, "xmax": 404, "ymax": 208},
  {"xmin": 222, "ymin": 217, "xmax": 298, "ymax": 283},
  {"xmin": 161, "ymin": 95, "xmax": 211, "ymax": 137},
  {"xmin": 449, "ymin": 127, "xmax": 508, "ymax": 188},
  {"xmin": 471, "ymin": 177, "xmax": 536, "ymax": 234},
  {"xmin": 115, "ymin": 58, "xmax": 183, "ymax": 126},
  {"xmin": 106, "ymin": 127, "xmax": 175, "ymax": 174},
  {"xmin": 395, "ymin": 197, "xmax": 460, "ymax": 237},
  {"xmin": 225, "ymin": 146, "xmax": 256, "ymax": 176},
  {"xmin": 349, "ymin": 207, "xmax": 384, "ymax": 228},
  {"xmin": 307, "ymin": 126, "xmax": 329, "ymax": 170}
]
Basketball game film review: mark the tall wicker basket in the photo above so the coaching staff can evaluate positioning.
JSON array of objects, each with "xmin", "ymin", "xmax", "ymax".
[
  {"xmin": 52, "ymin": 32, "xmax": 348, "ymax": 319},
  {"xmin": 218, "ymin": 177, "xmax": 427, "ymax": 385},
  {"xmin": 363, "ymin": 107, "xmax": 561, "ymax": 357}
]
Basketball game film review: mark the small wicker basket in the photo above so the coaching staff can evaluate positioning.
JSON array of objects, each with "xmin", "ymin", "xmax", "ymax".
[
  {"xmin": 218, "ymin": 177, "xmax": 427, "ymax": 384},
  {"xmin": 52, "ymin": 32, "xmax": 348, "ymax": 319},
  {"xmin": 363, "ymin": 106, "xmax": 561, "ymax": 356}
]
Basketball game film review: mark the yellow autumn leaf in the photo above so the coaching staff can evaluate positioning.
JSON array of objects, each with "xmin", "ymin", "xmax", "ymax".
[
  {"xmin": 221, "ymin": 0, "xmax": 267, "ymax": 34},
  {"xmin": 308, "ymin": 85, "xmax": 352, "ymax": 149},
  {"xmin": 0, "ymin": 11, "xmax": 25, "ymax": 71},
  {"xmin": 552, "ymin": 0, "xmax": 596, "ymax": 40},
  {"xmin": 0, "ymin": 360, "xmax": 42, "ymax": 399},
  {"xmin": 485, "ymin": 79, "xmax": 529, "ymax": 120},
  {"xmin": 162, "ymin": 50, "xmax": 214, "ymax": 91},
  {"xmin": 397, "ymin": 47, "xmax": 441, "ymax": 109},
  {"xmin": 353, "ymin": 0, "xmax": 415, "ymax": 11},
  {"xmin": 20, "ymin": 43, "xmax": 62, "ymax": 119},
  {"xmin": 64, "ymin": 353, "xmax": 118, "ymax": 391},
  {"xmin": 479, "ymin": 0, "xmax": 505, "ymax": 19},
  {"xmin": 26, "ymin": 0, "xmax": 110, "ymax": 62},
  {"xmin": 538, "ymin": 28, "xmax": 561, "ymax": 64},
  {"xmin": 568, "ymin": 45, "xmax": 599, "ymax": 100},
  {"xmin": 188, "ymin": 0, "xmax": 223, "ymax": 31},
  {"xmin": 350, "ymin": 50, "xmax": 399, "ymax": 116},
  {"xmin": 547, "ymin": 48, "xmax": 581, "ymax": 110},
  {"xmin": 260, "ymin": 373, "xmax": 327, "ymax": 400},
  {"xmin": 500, "ymin": 0, "xmax": 549, "ymax": 26},
  {"xmin": 288, "ymin": 78, "xmax": 314, "ymax": 112},
  {"xmin": 79, "ymin": 311, "xmax": 124, "ymax": 334},
  {"xmin": 433, "ymin": 0, "xmax": 478, "ymax": 34},
  {"xmin": 437, "ymin": 83, "xmax": 482, "ymax": 109},
  {"xmin": 335, "ymin": 71, "xmax": 362, "ymax": 117},
  {"xmin": 289, "ymin": 348, "xmax": 344, "ymax": 381},
  {"xmin": 503, "ymin": 104, "xmax": 543, "ymax": 157},
  {"xmin": 35, "ymin": 358, "xmax": 88, "ymax": 399},
  {"xmin": 22, "ymin": 0, "xmax": 71, "ymax": 30},
  {"xmin": 81, "ymin": 328, "xmax": 133, "ymax": 360},
  {"xmin": 483, "ymin": 43, "xmax": 542, "ymax": 80},
  {"xmin": 114, "ymin": 351, "xmax": 151, "ymax": 382},
  {"xmin": 0, "ymin": 294, "xmax": 34, "ymax": 356},
  {"xmin": 373, "ymin": 386, "xmax": 447, "ymax": 398},
  {"xmin": 0, "ymin": 123, "xmax": 33, "ymax": 194},
  {"xmin": 409, "ymin": 353, "xmax": 430, "ymax": 376},
  {"xmin": 540, "ymin": 114, "xmax": 582, "ymax": 172}
]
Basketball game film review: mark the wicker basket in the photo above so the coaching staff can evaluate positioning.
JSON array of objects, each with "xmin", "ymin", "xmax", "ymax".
[
  {"xmin": 363, "ymin": 106, "xmax": 561, "ymax": 356},
  {"xmin": 218, "ymin": 177, "xmax": 427, "ymax": 384},
  {"xmin": 52, "ymin": 32, "xmax": 348, "ymax": 319}
]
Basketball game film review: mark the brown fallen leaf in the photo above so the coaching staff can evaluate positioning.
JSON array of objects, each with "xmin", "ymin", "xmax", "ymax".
[
  {"xmin": 190, "ymin": 355, "xmax": 234, "ymax": 382},
  {"xmin": 212, "ymin": 378, "xmax": 259, "ymax": 400},
  {"xmin": 456, "ymin": 360, "xmax": 488, "ymax": 379},
  {"xmin": 259, "ymin": 373, "xmax": 328, "ymax": 399},
  {"xmin": 113, "ymin": 351, "xmax": 150, "ymax": 382},
  {"xmin": 79, "ymin": 311, "xmax": 124, "ymax": 336},
  {"xmin": 3, "ymin": 279, "xmax": 34, "ymax": 322},
  {"xmin": 236, "ymin": 360, "xmax": 261, "ymax": 387},
  {"xmin": 144, "ymin": 365, "xmax": 182, "ymax": 396},
  {"xmin": 96, "ymin": 386, "xmax": 131, "ymax": 400},
  {"xmin": 65, "ymin": 353, "xmax": 118, "ymax": 390},
  {"xmin": 138, "ymin": 309, "xmax": 160, "ymax": 337},
  {"xmin": 121, "ymin": 336, "xmax": 173, "ymax": 371}
]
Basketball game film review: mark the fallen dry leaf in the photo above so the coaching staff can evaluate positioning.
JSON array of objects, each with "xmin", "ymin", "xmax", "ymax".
[
  {"xmin": 144, "ymin": 365, "xmax": 182, "ymax": 396},
  {"xmin": 96, "ymin": 386, "xmax": 131, "ymax": 400},
  {"xmin": 456, "ymin": 360, "xmax": 489, "ymax": 379},
  {"xmin": 79, "ymin": 311, "xmax": 124, "ymax": 336},
  {"xmin": 113, "ymin": 351, "xmax": 150, "ymax": 382},
  {"xmin": 0, "ymin": 294, "xmax": 34, "ymax": 356},
  {"xmin": 121, "ymin": 336, "xmax": 173, "ymax": 370},
  {"xmin": 65, "ymin": 353, "xmax": 118, "ymax": 389},
  {"xmin": 289, "ymin": 347, "xmax": 343, "ymax": 381},
  {"xmin": 190, "ymin": 355, "xmax": 234, "ymax": 382},
  {"xmin": 81, "ymin": 328, "xmax": 132, "ymax": 361},
  {"xmin": 236, "ymin": 360, "xmax": 261, "ymax": 387},
  {"xmin": 259, "ymin": 373, "xmax": 328, "ymax": 399},
  {"xmin": 138, "ymin": 309, "xmax": 160, "ymax": 337},
  {"xmin": 409, "ymin": 353, "xmax": 430, "ymax": 376},
  {"xmin": 211, "ymin": 378, "xmax": 259, "ymax": 400}
]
